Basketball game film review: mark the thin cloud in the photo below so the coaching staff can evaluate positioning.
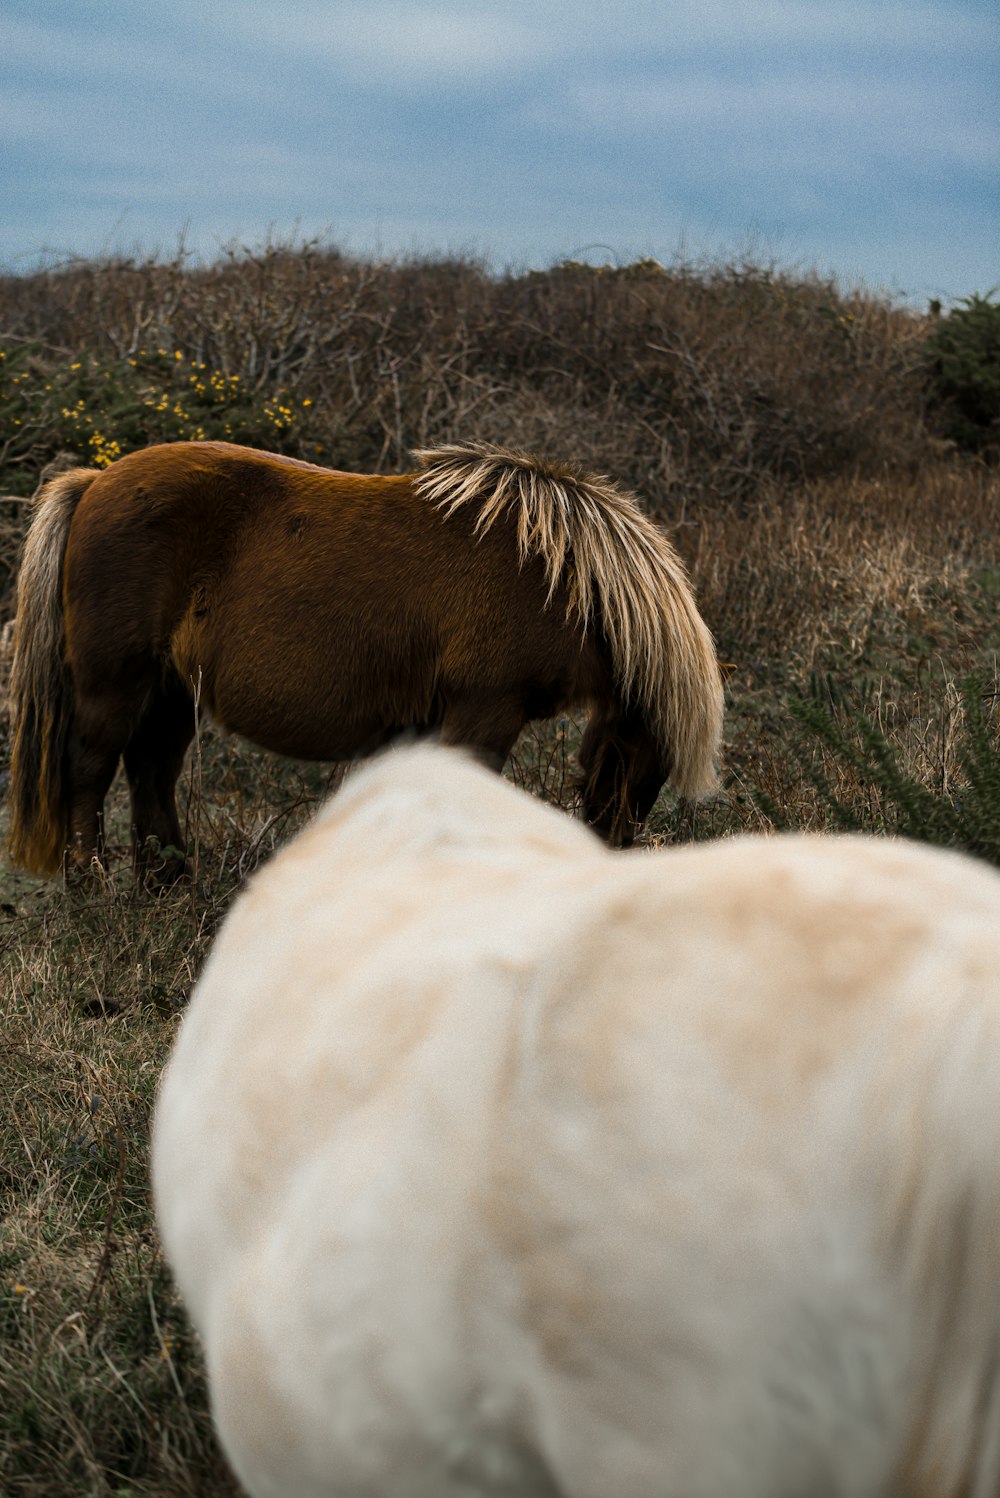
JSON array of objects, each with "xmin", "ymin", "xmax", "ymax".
[
  {"xmin": 0, "ymin": 0, "xmax": 996, "ymax": 297},
  {"xmin": 236, "ymin": 4, "xmax": 544, "ymax": 81}
]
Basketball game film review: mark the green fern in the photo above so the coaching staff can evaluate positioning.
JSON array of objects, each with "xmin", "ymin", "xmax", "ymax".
[{"xmin": 757, "ymin": 673, "xmax": 1000, "ymax": 865}]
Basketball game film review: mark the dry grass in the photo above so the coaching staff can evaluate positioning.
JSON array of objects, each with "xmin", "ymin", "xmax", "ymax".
[
  {"xmin": 1, "ymin": 923, "xmax": 237, "ymax": 1497},
  {"xmin": 1, "ymin": 245, "xmax": 998, "ymax": 1495}
]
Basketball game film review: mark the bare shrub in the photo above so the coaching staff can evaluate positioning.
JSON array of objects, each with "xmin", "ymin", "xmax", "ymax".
[{"xmin": 0, "ymin": 245, "xmax": 934, "ymax": 500}]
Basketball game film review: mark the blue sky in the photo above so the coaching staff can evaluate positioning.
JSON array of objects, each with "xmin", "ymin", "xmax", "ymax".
[{"xmin": 2, "ymin": 0, "xmax": 997, "ymax": 302}]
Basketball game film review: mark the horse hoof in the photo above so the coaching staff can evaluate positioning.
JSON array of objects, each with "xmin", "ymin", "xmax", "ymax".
[{"xmin": 135, "ymin": 842, "xmax": 190, "ymax": 892}]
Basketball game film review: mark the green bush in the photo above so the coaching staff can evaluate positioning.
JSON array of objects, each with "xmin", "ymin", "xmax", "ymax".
[
  {"xmin": 923, "ymin": 292, "xmax": 1000, "ymax": 457},
  {"xmin": 0, "ymin": 342, "xmax": 326, "ymax": 495}
]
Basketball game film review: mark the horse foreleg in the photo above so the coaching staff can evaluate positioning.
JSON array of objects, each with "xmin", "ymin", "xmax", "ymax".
[
  {"xmin": 579, "ymin": 708, "xmax": 668, "ymax": 848},
  {"xmin": 439, "ymin": 694, "xmax": 527, "ymax": 772},
  {"xmin": 123, "ymin": 678, "xmax": 196, "ymax": 887}
]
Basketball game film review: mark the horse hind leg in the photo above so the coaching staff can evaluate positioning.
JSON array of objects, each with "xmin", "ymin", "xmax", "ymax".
[
  {"xmin": 122, "ymin": 672, "xmax": 196, "ymax": 888},
  {"xmin": 579, "ymin": 705, "xmax": 669, "ymax": 848},
  {"xmin": 67, "ymin": 673, "xmax": 193, "ymax": 888},
  {"xmin": 64, "ymin": 692, "xmax": 135, "ymax": 879}
]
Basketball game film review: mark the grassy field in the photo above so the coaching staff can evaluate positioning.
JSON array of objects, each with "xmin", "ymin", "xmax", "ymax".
[{"xmin": 1, "ymin": 246, "xmax": 998, "ymax": 1495}]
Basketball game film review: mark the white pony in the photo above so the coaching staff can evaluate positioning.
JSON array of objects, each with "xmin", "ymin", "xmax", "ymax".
[{"xmin": 152, "ymin": 745, "xmax": 1000, "ymax": 1498}]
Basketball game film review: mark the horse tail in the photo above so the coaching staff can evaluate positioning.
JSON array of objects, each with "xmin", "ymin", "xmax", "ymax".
[
  {"xmin": 7, "ymin": 467, "xmax": 100, "ymax": 875},
  {"xmin": 413, "ymin": 443, "xmax": 723, "ymax": 799}
]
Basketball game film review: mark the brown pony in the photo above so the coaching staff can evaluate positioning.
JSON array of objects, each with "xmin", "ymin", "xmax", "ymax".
[{"xmin": 7, "ymin": 440, "xmax": 723, "ymax": 880}]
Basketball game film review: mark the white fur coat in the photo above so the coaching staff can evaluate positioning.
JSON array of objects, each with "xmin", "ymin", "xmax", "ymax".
[{"xmin": 152, "ymin": 745, "xmax": 1000, "ymax": 1498}]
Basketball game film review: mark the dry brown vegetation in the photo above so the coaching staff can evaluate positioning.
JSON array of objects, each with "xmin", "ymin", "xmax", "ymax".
[
  {"xmin": 0, "ymin": 243, "xmax": 931, "ymax": 496},
  {"xmin": 1, "ymin": 243, "xmax": 998, "ymax": 1496}
]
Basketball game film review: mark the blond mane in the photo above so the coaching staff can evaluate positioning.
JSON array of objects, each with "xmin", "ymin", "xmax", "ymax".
[{"xmin": 415, "ymin": 443, "xmax": 723, "ymax": 799}]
